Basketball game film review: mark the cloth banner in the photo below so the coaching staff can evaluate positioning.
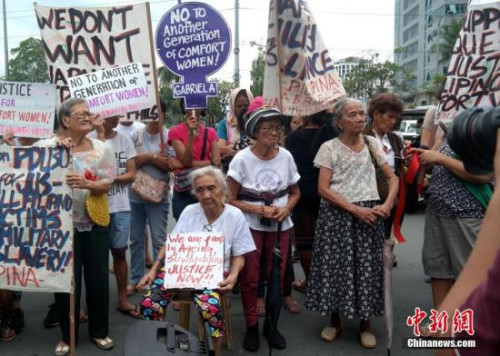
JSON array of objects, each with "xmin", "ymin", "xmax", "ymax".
[
  {"xmin": 437, "ymin": 1, "xmax": 500, "ymax": 123},
  {"xmin": 68, "ymin": 63, "xmax": 152, "ymax": 118},
  {"xmin": 0, "ymin": 81, "xmax": 56, "ymax": 139},
  {"xmin": 0, "ymin": 145, "xmax": 73, "ymax": 292},
  {"xmin": 34, "ymin": 3, "xmax": 158, "ymax": 121},
  {"xmin": 163, "ymin": 232, "xmax": 224, "ymax": 290},
  {"xmin": 263, "ymin": 0, "xmax": 345, "ymax": 116}
]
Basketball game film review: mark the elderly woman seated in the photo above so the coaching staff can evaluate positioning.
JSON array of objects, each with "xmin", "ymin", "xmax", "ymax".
[{"xmin": 137, "ymin": 166, "xmax": 255, "ymax": 355}]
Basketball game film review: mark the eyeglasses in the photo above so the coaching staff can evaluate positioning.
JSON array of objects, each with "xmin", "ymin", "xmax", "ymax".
[
  {"xmin": 70, "ymin": 112, "xmax": 93, "ymax": 120},
  {"xmin": 259, "ymin": 125, "xmax": 284, "ymax": 133}
]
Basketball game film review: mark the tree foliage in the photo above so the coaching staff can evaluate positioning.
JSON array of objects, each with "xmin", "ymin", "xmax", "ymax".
[
  {"xmin": 157, "ymin": 66, "xmax": 184, "ymax": 126},
  {"xmin": 8, "ymin": 37, "xmax": 48, "ymax": 83},
  {"xmin": 432, "ymin": 18, "xmax": 465, "ymax": 65},
  {"xmin": 206, "ymin": 80, "xmax": 236, "ymax": 127},
  {"xmin": 343, "ymin": 59, "xmax": 414, "ymax": 100},
  {"xmin": 250, "ymin": 46, "xmax": 265, "ymax": 96}
]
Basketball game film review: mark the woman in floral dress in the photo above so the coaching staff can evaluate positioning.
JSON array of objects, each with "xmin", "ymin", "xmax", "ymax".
[{"xmin": 305, "ymin": 98, "xmax": 398, "ymax": 349}]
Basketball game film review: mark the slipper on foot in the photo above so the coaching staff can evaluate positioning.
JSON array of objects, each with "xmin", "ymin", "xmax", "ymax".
[
  {"xmin": 291, "ymin": 279, "xmax": 307, "ymax": 294},
  {"xmin": 360, "ymin": 331, "xmax": 377, "ymax": 348},
  {"xmin": 126, "ymin": 283, "xmax": 138, "ymax": 297},
  {"xmin": 54, "ymin": 342, "xmax": 69, "ymax": 356},
  {"xmin": 284, "ymin": 299, "xmax": 302, "ymax": 314},
  {"xmin": 116, "ymin": 305, "xmax": 140, "ymax": 319},
  {"xmin": 1, "ymin": 327, "xmax": 16, "ymax": 342},
  {"xmin": 321, "ymin": 325, "xmax": 342, "ymax": 342},
  {"xmin": 92, "ymin": 336, "xmax": 114, "ymax": 350}
]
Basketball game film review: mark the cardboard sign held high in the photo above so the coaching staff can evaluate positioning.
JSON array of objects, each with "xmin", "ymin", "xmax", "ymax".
[
  {"xmin": 437, "ymin": 1, "xmax": 500, "ymax": 123},
  {"xmin": 263, "ymin": 0, "xmax": 345, "ymax": 116}
]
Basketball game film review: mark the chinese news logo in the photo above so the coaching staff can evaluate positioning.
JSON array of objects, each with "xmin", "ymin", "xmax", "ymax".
[
  {"xmin": 407, "ymin": 307, "xmax": 475, "ymax": 336},
  {"xmin": 405, "ymin": 308, "xmax": 476, "ymax": 349}
]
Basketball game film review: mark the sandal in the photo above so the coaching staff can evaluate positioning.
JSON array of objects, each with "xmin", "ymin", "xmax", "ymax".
[
  {"xmin": 1, "ymin": 327, "xmax": 16, "ymax": 342},
  {"xmin": 292, "ymin": 279, "xmax": 307, "ymax": 294},
  {"xmin": 320, "ymin": 325, "xmax": 342, "ymax": 342},
  {"xmin": 92, "ymin": 336, "xmax": 114, "ymax": 350},
  {"xmin": 79, "ymin": 309, "xmax": 88, "ymax": 323},
  {"xmin": 284, "ymin": 298, "xmax": 302, "ymax": 314},
  {"xmin": 126, "ymin": 283, "xmax": 138, "ymax": 297},
  {"xmin": 360, "ymin": 331, "xmax": 377, "ymax": 348},
  {"xmin": 54, "ymin": 342, "xmax": 69, "ymax": 356},
  {"xmin": 116, "ymin": 305, "xmax": 140, "ymax": 319}
]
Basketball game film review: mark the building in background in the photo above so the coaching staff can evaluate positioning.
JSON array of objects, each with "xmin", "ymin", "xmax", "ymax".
[
  {"xmin": 394, "ymin": 0, "xmax": 467, "ymax": 106},
  {"xmin": 334, "ymin": 57, "xmax": 361, "ymax": 82}
]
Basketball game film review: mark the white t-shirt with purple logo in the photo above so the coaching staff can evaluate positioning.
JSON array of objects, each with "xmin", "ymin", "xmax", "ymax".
[{"xmin": 227, "ymin": 147, "xmax": 300, "ymax": 231}]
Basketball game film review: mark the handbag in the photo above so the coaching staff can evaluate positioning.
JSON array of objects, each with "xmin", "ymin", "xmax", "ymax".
[
  {"xmin": 363, "ymin": 135, "xmax": 389, "ymax": 201},
  {"xmin": 83, "ymin": 171, "xmax": 110, "ymax": 227},
  {"xmin": 131, "ymin": 128, "xmax": 169, "ymax": 203},
  {"xmin": 131, "ymin": 170, "xmax": 169, "ymax": 203},
  {"xmin": 174, "ymin": 128, "xmax": 208, "ymax": 192}
]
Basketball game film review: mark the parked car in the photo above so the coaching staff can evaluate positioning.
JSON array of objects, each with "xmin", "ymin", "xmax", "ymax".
[{"xmin": 396, "ymin": 106, "xmax": 430, "ymax": 147}]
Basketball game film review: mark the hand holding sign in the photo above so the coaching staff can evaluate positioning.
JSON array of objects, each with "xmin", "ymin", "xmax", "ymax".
[{"xmin": 156, "ymin": 2, "xmax": 231, "ymax": 109}]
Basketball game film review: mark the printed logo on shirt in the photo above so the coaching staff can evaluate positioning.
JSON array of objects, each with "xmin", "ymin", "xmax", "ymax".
[
  {"xmin": 116, "ymin": 151, "xmax": 128, "ymax": 175},
  {"xmin": 255, "ymin": 168, "xmax": 282, "ymax": 191}
]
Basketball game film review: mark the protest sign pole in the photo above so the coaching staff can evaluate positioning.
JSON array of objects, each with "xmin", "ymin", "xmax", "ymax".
[
  {"xmin": 274, "ymin": 3, "xmax": 283, "ymax": 111},
  {"xmin": 70, "ymin": 274, "xmax": 76, "ymax": 356},
  {"xmin": 145, "ymin": 2, "xmax": 165, "ymax": 151}
]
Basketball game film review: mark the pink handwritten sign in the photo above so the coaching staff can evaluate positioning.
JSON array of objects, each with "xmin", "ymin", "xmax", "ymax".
[
  {"xmin": 0, "ymin": 81, "xmax": 56, "ymax": 138},
  {"xmin": 164, "ymin": 232, "xmax": 224, "ymax": 290}
]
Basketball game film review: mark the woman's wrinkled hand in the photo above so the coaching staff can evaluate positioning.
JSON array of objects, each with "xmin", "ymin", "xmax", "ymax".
[
  {"xmin": 218, "ymin": 274, "xmax": 237, "ymax": 292},
  {"xmin": 137, "ymin": 270, "xmax": 156, "ymax": 290},
  {"xmin": 372, "ymin": 204, "xmax": 391, "ymax": 220},
  {"xmin": 353, "ymin": 206, "xmax": 379, "ymax": 226},
  {"xmin": 2, "ymin": 131, "xmax": 15, "ymax": 146},
  {"xmin": 409, "ymin": 147, "xmax": 443, "ymax": 166},
  {"xmin": 262, "ymin": 205, "xmax": 278, "ymax": 219},
  {"xmin": 92, "ymin": 114, "xmax": 105, "ymax": 134},
  {"xmin": 271, "ymin": 206, "xmax": 290, "ymax": 222},
  {"xmin": 55, "ymin": 136, "xmax": 73, "ymax": 148},
  {"xmin": 66, "ymin": 173, "xmax": 89, "ymax": 189}
]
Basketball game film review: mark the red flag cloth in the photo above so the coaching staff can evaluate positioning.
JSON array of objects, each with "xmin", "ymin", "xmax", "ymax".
[{"xmin": 393, "ymin": 153, "xmax": 423, "ymax": 243}]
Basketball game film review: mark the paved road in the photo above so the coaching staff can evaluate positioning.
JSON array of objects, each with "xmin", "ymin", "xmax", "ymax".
[{"xmin": 2, "ymin": 212, "xmax": 434, "ymax": 356}]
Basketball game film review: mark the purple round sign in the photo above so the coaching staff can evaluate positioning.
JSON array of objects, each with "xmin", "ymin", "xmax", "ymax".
[{"xmin": 156, "ymin": 2, "xmax": 231, "ymax": 108}]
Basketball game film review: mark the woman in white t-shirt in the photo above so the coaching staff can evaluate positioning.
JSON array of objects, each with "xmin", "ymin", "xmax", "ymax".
[
  {"xmin": 226, "ymin": 105, "xmax": 301, "ymax": 352},
  {"xmin": 305, "ymin": 98, "xmax": 398, "ymax": 349},
  {"xmin": 137, "ymin": 166, "xmax": 255, "ymax": 356}
]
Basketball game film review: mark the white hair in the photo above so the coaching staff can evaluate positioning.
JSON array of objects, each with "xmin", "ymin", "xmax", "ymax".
[{"xmin": 189, "ymin": 166, "xmax": 230, "ymax": 200}]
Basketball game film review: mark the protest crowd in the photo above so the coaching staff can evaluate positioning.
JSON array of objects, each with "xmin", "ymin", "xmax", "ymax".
[{"xmin": 1, "ymin": 1, "xmax": 500, "ymax": 356}]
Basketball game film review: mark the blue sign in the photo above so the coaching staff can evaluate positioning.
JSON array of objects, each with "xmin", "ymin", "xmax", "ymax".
[{"xmin": 156, "ymin": 2, "xmax": 231, "ymax": 109}]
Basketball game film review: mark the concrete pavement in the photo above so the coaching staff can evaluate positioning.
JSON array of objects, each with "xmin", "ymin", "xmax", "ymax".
[{"xmin": 1, "ymin": 213, "xmax": 434, "ymax": 356}]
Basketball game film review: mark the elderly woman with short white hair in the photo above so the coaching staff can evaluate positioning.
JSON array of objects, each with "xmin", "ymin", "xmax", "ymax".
[
  {"xmin": 227, "ymin": 104, "xmax": 301, "ymax": 352},
  {"xmin": 305, "ymin": 98, "xmax": 398, "ymax": 349},
  {"xmin": 137, "ymin": 166, "xmax": 255, "ymax": 356}
]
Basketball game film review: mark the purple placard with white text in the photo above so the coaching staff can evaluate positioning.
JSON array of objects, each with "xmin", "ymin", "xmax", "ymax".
[{"xmin": 155, "ymin": 2, "xmax": 231, "ymax": 109}]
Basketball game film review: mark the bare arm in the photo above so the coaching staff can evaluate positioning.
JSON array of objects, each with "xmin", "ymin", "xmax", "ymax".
[
  {"xmin": 66, "ymin": 174, "xmax": 111, "ymax": 195},
  {"xmin": 414, "ymin": 148, "xmax": 493, "ymax": 184},
  {"xmin": 113, "ymin": 158, "xmax": 136, "ymax": 185},
  {"xmin": 227, "ymin": 177, "xmax": 277, "ymax": 218},
  {"xmin": 217, "ymin": 139, "xmax": 236, "ymax": 156},
  {"xmin": 172, "ymin": 138, "xmax": 195, "ymax": 167},
  {"xmin": 218, "ymin": 255, "xmax": 245, "ymax": 292},
  {"xmin": 317, "ymin": 166, "xmax": 379, "ymax": 226}
]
